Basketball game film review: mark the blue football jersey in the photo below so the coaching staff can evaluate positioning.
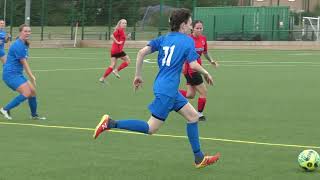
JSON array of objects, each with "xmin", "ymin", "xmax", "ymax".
[
  {"xmin": 3, "ymin": 39, "xmax": 29, "ymax": 77},
  {"xmin": 0, "ymin": 29, "xmax": 6, "ymax": 49},
  {"xmin": 148, "ymin": 32, "xmax": 199, "ymax": 97}
]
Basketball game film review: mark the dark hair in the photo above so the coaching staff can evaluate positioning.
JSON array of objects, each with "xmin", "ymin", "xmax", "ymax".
[
  {"xmin": 18, "ymin": 24, "xmax": 30, "ymax": 47},
  {"xmin": 169, "ymin": 8, "xmax": 191, "ymax": 32},
  {"xmin": 192, "ymin": 20, "xmax": 203, "ymax": 28},
  {"xmin": 19, "ymin": 24, "xmax": 29, "ymax": 32}
]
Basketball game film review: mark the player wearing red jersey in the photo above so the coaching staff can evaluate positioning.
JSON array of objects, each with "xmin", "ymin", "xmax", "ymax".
[
  {"xmin": 99, "ymin": 19, "xmax": 131, "ymax": 82},
  {"xmin": 179, "ymin": 20, "xmax": 218, "ymax": 121}
]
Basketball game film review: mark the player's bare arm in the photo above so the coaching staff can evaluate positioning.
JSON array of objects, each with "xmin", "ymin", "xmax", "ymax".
[
  {"xmin": 110, "ymin": 34, "xmax": 122, "ymax": 44},
  {"xmin": 21, "ymin": 59, "xmax": 36, "ymax": 86},
  {"xmin": 133, "ymin": 46, "xmax": 152, "ymax": 90},
  {"xmin": 189, "ymin": 61, "xmax": 213, "ymax": 85},
  {"xmin": 203, "ymin": 52, "xmax": 219, "ymax": 68}
]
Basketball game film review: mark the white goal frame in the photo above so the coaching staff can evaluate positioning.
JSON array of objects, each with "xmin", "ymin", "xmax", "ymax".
[{"xmin": 302, "ymin": 17, "xmax": 320, "ymax": 41}]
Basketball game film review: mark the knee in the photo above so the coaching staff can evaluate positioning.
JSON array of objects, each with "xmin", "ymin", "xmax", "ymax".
[
  {"xmin": 23, "ymin": 88, "xmax": 35, "ymax": 98},
  {"xmin": 199, "ymin": 88, "xmax": 208, "ymax": 97},
  {"xmin": 22, "ymin": 91, "xmax": 32, "ymax": 98},
  {"xmin": 147, "ymin": 124, "xmax": 159, "ymax": 135},
  {"xmin": 200, "ymin": 91, "xmax": 207, "ymax": 97},
  {"xmin": 186, "ymin": 92, "xmax": 195, "ymax": 99},
  {"xmin": 186, "ymin": 94, "xmax": 195, "ymax": 99},
  {"xmin": 147, "ymin": 127, "xmax": 159, "ymax": 135},
  {"xmin": 191, "ymin": 115, "xmax": 200, "ymax": 122},
  {"xmin": 30, "ymin": 90, "xmax": 37, "ymax": 97},
  {"xmin": 186, "ymin": 112, "xmax": 200, "ymax": 123},
  {"xmin": 109, "ymin": 61, "xmax": 116, "ymax": 68}
]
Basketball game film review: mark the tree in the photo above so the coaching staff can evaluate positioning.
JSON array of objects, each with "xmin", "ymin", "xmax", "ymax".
[{"xmin": 4, "ymin": 0, "xmax": 243, "ymax": 26}]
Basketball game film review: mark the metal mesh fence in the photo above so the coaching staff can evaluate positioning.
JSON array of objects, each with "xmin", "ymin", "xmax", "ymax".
[
  {"xmin": 195, "ymin": 6, "xmax": 291, "ymax": 41},
  {"xmin": 0, "ymin": 0, "xmax": 317, "ymax": 41}
]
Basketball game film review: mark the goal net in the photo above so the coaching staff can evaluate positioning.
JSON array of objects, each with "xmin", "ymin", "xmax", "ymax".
[{"xmin": 302, "ymin": 17, "xmax": 320, "ymax": 41}]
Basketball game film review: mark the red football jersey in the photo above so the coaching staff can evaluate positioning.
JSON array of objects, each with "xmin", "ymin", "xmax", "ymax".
[
  {"xmin": 183, "ymin": 34, "xmax": 208, "ymax": 75},
  {"xmin": 111, "ymin": 28, "xmax": 126, "ymax": 55}
]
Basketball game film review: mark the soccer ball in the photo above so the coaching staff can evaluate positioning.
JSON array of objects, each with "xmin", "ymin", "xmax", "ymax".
[{"xmin": 298, "ymin": 149, "xmax": 320, "ymax": 171}]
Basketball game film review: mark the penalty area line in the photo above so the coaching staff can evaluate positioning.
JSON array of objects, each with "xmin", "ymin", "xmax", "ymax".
[{"xmin": 0, "ymin": 121, "xmax": 319, "ymax": 149}]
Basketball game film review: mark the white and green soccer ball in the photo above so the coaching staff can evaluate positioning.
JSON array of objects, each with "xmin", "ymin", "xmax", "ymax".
[{"xmin": 298, "ymin": 149, "xmax": 320, "ymax": 171}]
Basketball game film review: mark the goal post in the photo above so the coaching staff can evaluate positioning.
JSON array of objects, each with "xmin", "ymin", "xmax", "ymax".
[{"xmin": 302, "ymin": 16, "xmax": 320, "ymax": 41}]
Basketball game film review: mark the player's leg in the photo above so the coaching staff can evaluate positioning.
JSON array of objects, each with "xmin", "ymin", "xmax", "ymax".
[
  {"xmin": 180, "ymin": 74, "xmax": 196, "ymax": 99},
  {"xmin": 112, "ymin": 53, "xmax": 130, "ymax": 78},
  {"xmin": 0, "ymin": 50, "xmax": 5, "ymax": 64},
  {"xmin": 93, "ymin": 115, "xmax": 164, "ymax": 139},
  {"xmin": 194, "ymin": 82, "xmax": 208, "ymax": 121},
  {"xmin": 175, "ymin": 94, "xmax": 219, "ymax": 168},
  {"xmin": 1, "ymin": 78, "xmax": 31, "ymax": 119},
  {"xmin": 27, "ymin": 81, "xmax": 46, "ymax": 120},
  {"xmin": 93, "ymin": 94, "xmax": 170, "ymax": 139},
  {"xmin": 100, "ymin": 56, "xmax": 117, "ymax": 82},
  {"xmin": 186, "ymin": 85, "xmax": 196, "ymax": 98},
  {"xmin": 175, "ymin": 98, "xmax": 204, "ymax": 164},
  {"xmin": 180, "ymin": 84, "xmax": 196, "ymax": 99},
  {"xmin": 117, "ymin": 53, "xmax": 130, "ymax": 72},
  {"xmin": 187, "ymin": 72, "xmax": 207, "ymax": 121}
]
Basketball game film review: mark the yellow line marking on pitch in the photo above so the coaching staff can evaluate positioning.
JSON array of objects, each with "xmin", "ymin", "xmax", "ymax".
[{"xmin": 0, "ymin": 121, "xmax": 319, "ymax": 149}]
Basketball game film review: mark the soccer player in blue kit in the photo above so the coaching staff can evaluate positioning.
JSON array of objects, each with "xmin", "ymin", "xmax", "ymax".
[
  {"xmin": 0, "ymin": 20, "xmax": 10, "ymax": 64},
  {"xmin": 93, "ymin": 9, "xmax": 220, "ymax": 168},
  {"xmin": 0, "ymin": 24, "xmax": 45, "ymax": 120}
]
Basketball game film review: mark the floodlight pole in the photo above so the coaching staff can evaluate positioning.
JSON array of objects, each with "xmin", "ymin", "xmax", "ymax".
[
  {"xmin": 108, "ymin": 0, "xmax": 112, "ymax": 40},
  {"xmin": 81, "ymin": 0, "xmax": 85, "ymax": 40},
  {"xmin": 40, "ymin": 0, "xmax": 45, "ymax": 40},
  {"xmin": 317, "ymin": 16, "xmax": 320, "ymax": 41},
  {"xmin": 25, "ymin": 0, "xmax": 31, "ymax": 25},
  {"xmin": 158, "ymin": 0, "xmax": 163, "ymax": 36},
  {"xmin": 4, "ymin": 0, "xmax": 7, "ymax": 21},
  {"xmin": 192, "ymin": 0, "xmax": 197, "ymax": 19},
  {"xmin": 10, "ymin": 0, "xmax": 14, "ymax": 36}
]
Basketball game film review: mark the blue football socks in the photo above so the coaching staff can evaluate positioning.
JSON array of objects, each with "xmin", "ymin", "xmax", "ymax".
[
  {"xmin": 114, "ymin": 120, "xmax": 149, "ymax": 134},
  {"xmin": 187, "ymin": 122, "xmax": 204, "ymax": 163},
  {"xmin": 28, "ymin": 96, "xmax": 38, "ymax": 117},
  {"xmin": 4, "ymin": 94, "xmax": 27, "ymax": 111}
]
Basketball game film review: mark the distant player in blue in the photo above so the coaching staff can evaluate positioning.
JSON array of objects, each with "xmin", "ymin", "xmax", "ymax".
[
  {"xmin": 0, "ymin": 24, "xmax": 46, "ymax": 120},
  {"xmin": 0, "ymin": 20, "xmax": 11, "ymax": 64},
  {"xmin": 93, "ymin": 9, "xmax": 220, "ymax": 168}
]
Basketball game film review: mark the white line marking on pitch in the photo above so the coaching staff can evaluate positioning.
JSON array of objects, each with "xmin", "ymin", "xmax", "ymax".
[
  {"xmin": 289, "ymin": 53, "xmax": 314, "ymax": 56},
  {"xmin": 1, "ymin": 62, "xmax": 319, "ymax": 73},
  {"xmin": 144, "ymin": 59, "xmax": 156, "ymax": 64},
  {"xmin": 29, "ymin": 55, "xmax": 320, "ymax": 65},
  {"xmin": 0, "ymin": 121, "xmax": 319, "ymax": 149}
]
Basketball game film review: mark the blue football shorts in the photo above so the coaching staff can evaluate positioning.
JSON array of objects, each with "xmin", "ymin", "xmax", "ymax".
[
  {"xmin": 148, "ymin": 92, "xmax": 188, "ymax": 121},
  {"xmin": 3, "ymin": 75, "xmax": 28, "ymax": 91}
]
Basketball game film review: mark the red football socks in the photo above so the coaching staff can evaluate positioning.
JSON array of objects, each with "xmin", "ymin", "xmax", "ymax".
[
  {"xmin": 117, "ymin": 61, "xmax": 129, "ymax": 72},
  {"xmin": 103, "ymin": 67, "xmax": 113, "ymax": 78},
  {"xmin": 198, "ymin": 97, "xmax": 207, "ymax": 112},
  {"xmin": 179, "ymin": 89, "xmax": 187, "ymax": 97}
]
